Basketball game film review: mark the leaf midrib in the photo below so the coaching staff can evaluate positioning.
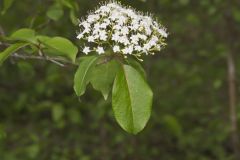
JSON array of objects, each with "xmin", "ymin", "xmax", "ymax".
[{"xmin": 121, "ymin": 65, "xmax": 135, "ymax": 133}]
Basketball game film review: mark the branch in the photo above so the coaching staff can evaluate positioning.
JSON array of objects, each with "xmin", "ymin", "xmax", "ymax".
[
  {"xmin": 10, "ymin": 53, "xmax": 77, "ymax": 67},
  {"xmin": 0, "ymin": 25, "xmax": 77, "ymax": 67}
]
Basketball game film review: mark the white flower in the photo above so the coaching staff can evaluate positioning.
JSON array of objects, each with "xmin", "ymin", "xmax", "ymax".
[
  {"xmin": 100, "ymin": 23, "xmax": 108, "ymax": 29},
  {"xmin": 99, "ymin": 30, "xmax": 108, "ymax": 41},
  {"xmin": 158, "ymin": 28, "xmax": 168, "ymax": 38},
  {"xmin": 135, "ymin": 45, "xmax": 143, "ymax": 52},
  {"xmin": 103, "ymin": 19, "xmax": 110, "ymax": 25},
  {"xmin": 148, "ymin": 36, "xmax": 158, "ymax": 46},
  {"xmin": 138, "ymin": 34, "xmax": 147, "ymax": 40},
  {"xmin": 99, "ymin": 6, "xmax": 111, "ymax": 13},
  {"xmin": 88, "ymin": 36, "xmax": 95, "ymax": 42},
  {"xmin": 156, "ymin": 45, "xmax": 161, "ymax": 51},
  {"xmin": 96, "ymin": 46, "xmax": 104, "ymax": 54},
  {"xmin": 94, "ymin": 22, "xmax": 101, "ymax": 30},
  {"xmin": 113, "ymin": 45, "xmax": 120, "ymax": 52},
  {"xmin": 110, "ymin": 11, "xmax": 120, "ymax": 21},
  {"xmin": 112, "ymin": 33, "xmax": 120, "ymax": 42},
  {"xmin": 122, "ymin": 45, "xmax": 133, "ymax": 54},
  {"xmin": 113, "ymin": 24, "xmax": 122, "ymax": 31},
  {"xmin": 77, "ymin": 33, "xmax": 84, "ymax": 39},
  {"xmin": 80, "ymin": 21, "xmax": 90, "ymax": 28},
  {"xmin": 143, "ymin": 43, "xmax": 152, "ymax": 51},
  {"xmin": 87, "ymin": 14, "xmax": 100, "ymax": 23},
  {"xmin": 130, "ymin": 35, "xmax": 139, "ymax": 44},
  {"xmin": 83, "ymin": 47, "xmax": 91, "ymax": 54},
  {"xmin": 120, "ymin": 26, "xmax": 129, "ymax": 35},
  {"xmin": 119, "ymin": 36, "xmax": 130, "ymax": 45},
  {"xmin": 117, "ymin": 16, "xmax": 127, "ymax": 25},
  {"xmin": 83, "ymin": 28, "xmax": 90, "ymax": 34},
  {"xmin": 76, "ymin": 1, "xmax": 168, "ymax": 58},
  {"xmin": 130, "ymin": 22, "xmax": 139, "ymax": 31}
]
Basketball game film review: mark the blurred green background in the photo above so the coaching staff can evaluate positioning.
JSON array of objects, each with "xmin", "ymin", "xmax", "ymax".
[{"xmin": 0, "ymin": 0, "xmax": 240, "ymax": 159}]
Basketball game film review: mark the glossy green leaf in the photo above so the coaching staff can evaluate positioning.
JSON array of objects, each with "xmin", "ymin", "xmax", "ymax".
[
  {"xmin": 0, "ymin": 43, "xmax": 29, "ymax": 65},
  {"xmin": 74, "ymin": 56, "xmax": 98, "ymax": 96},
  {"xmin": 112, "ymin": 64, "xmax": 153, "ymax": 134},
  {"xmin": 10, "ymin": 28, "xmax": 37, "ymax": 44},
  {"xmin": 36, "ymin": 35, "xmax": 51, "ymax": 43},
  {"xmin": 128, "ymin": 58, "xmax": 146, "ymax": 79},
  {"xmin": 90, "ymin": 59, "xmax": 120, "ymax": 100},
  {"xmin": 1, "ymin": 0, "xmax": 14, "ymax": 14},
  {"xmin": 46, "ymin": 4, "xmax": 64, "ymax": 21},
  {"xmin": 43, "ymin": 37, "xmax": 78, "ymax": 62}
]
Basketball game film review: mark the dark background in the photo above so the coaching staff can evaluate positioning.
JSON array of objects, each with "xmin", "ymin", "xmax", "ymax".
[{"xmin": 0, "ymin": 0, "xmax": 240, "ymax": 159}]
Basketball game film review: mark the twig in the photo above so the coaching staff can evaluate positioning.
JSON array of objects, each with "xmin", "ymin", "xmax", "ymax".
[{"xmin": 11, "ymin": 53, "xmax": 76, "ymax": 67}]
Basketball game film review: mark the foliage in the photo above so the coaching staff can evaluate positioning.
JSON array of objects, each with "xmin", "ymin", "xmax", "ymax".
[{"xmin": 0, "ymin": 0, "xmax": 240, "ymax": 160}]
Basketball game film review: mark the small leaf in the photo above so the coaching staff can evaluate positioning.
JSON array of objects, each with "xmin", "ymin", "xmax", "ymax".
[
  {"xmin": 0, "ymin": 124, "xmax": 6, "ymax": 139},
  {"xmin": 67, "ymin": 108, "xmax": 82, "ymax": 124},
  {"xmin": 70, "ymin": 9, "xmax": 78, "ymax": 25},
  {"xmin": 0, "ymin": 43, "xmax": 29, "ymax": 65},
  {"xmin": 1, "ymin": 0, "xmax": 14, "ymax": 14},
  {"xmin": 163, "ymin": 115, "xmax": 182, "ymax": 138},
  {"xmin": 112, "ymin": 65, "xmax": 153, "ymax": 134},
  {"xmin": 52, "ymin": 104, "xmax": 65, "ymax": 122},
  {"xmin": 233, "ymin": 9, "xmax": 240, "ymax": 23},
  {"xmin": 43, "ymin": 37, "xmax": 78, "ymax": 62},
  {"xmin": 47, "ymin": 4, "xmax": 64, "ymax": 21},
  {"xmin": 60, "ymin": 0, "xmax": 74, "ymax": 9},
  {"xmin": 74, "ymin": 56, "xmax": 98, "ymax": 96},
  {"xmin": 90, "ymin": 59, "xmax": 120, "ymax": 100},
  {"xmin": 10, "ymin": 28, "xmax": 37, "ymax": 44}
]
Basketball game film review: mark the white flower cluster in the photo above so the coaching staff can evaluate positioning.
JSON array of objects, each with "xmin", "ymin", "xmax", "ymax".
[{"xmin": 77, "ymin": 1, "xmax": 168, "ymax": 59}]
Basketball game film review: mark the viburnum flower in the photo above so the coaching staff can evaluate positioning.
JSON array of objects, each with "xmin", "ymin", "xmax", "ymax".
[{"xmin": 76, "ymin": 1, "xmax": 168, "ymax": 60}]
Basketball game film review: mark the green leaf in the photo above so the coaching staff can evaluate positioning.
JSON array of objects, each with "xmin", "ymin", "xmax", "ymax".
[
  {"xmin": 10, "ymin": 28, "xmax": 37, "ymax": 44},
  {"xmin": 47, "ymin": 4, "xmax": 64, "ymax": 21},
  {"xmin": 162, "ymin": 115, "xmax": 183, "ymax": 138},
  {"xmin": 43, "ymin": 37, "xmax": 78, "ymax": 62},
  {"xmin": 70, "ymin": 9, "xmax": 78, "ymax": 25},
  {"xmin": 0, "ymin": 124, "xmax": 6, "ymax": 139},
  {"xmin": 1, "ymin": 0, "xmax": 14, "ymax": 14},
  {"xmin": 36, "ymin": 35, "xmax": 51, "ymax": 43},
  {"xmin": 52, "ymin": 104, "xmax": 65, "ymax": 122},
  {"xmin": 112, "ymin": 64, "xmax": 153, "ymax": 134},
  {"xmin": 233, "ymin": 9, "xmax": 240, "ymax": 23},
  {"xmin": 60, "ymin": 0, "xmax": 74, "ymax": 9},
  {"xmin": 90, "ymin": 59, "xmax": 120, "ymax": 100},
  {"xmin": 0, "ymin": 43, "xmax": 29, "ymax": 65},
  {"xmin": 74, "ymin": 56, "xmax": 98, "ymax": 96},
  {"xmin": 128, "ymin": 58, "xmax": 146, "ymax": 79}
]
